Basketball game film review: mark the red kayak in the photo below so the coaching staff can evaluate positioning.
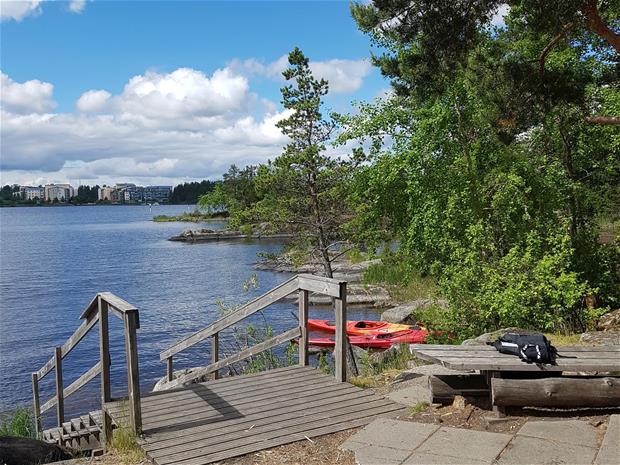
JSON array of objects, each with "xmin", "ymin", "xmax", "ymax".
[
  {"xmin": 308, "ymin": 319, "xmax": 423, "ymax": 336},
  {"xmin": 308, "ymin": 329, "xmax": 428, "ymax": 349}
]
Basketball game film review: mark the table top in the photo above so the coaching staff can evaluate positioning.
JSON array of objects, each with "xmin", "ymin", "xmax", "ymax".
[{"xmin": 409, "ymin": 344, "xmax": 620, "ymax": 372}]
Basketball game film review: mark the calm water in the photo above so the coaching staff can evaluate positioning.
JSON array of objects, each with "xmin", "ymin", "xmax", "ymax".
[{"xmin": 0, "ymin": 205, "xmax": 381, "ymax": 426}]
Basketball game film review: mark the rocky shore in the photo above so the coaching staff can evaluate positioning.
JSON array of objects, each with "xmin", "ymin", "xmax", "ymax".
[{"xmin": 169, "ymin": 228, "xmax": 293, "ymax": 242}]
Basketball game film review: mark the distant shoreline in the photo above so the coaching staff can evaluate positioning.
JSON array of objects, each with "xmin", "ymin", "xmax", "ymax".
[{"xmin": 0, "ymin": 203, "xmax": 198, "ymax": 208}]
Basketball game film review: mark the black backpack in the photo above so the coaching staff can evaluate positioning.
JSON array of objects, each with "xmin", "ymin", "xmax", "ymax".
[{"xmin": 489, "ymin": 332, "xmax": 557, "ymax": 364}]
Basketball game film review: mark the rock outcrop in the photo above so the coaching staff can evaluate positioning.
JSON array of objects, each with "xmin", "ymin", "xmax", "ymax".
[
  {"xmin": 597, "ymin": 309, "xmax": 620, "ymax": 331},
  {"xmin": 381, "ymin": 299, "xmax": 448, "ymax": 324},
  {"xmin": 579, "ymin": 330, "xmax": 620, "ymax": 346},
  {"xmin": 461, "ymin": 328, "xmax": 533, "ymax": 345}
]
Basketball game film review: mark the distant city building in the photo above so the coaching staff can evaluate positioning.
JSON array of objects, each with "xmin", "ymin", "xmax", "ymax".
[
  {"xmin": 98, "ymin": 186, "xmax": 118, "ymax": 202},
  {"xmin": 144, "ymin": 186, "xmax": 172, "ymax": 203},
  {"xmin": 122, "ymin": 185, "xmax": 144, "ymax": 203},
  {"xmin": 18, "ymin": 186, "xmax": 45, "ymax": 200},
  {"xmin": 44, "ymin": 184, "xmax": 74, "ymax": 202}
]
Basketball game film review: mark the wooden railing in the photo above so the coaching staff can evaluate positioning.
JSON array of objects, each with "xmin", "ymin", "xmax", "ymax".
[
  {"xmin": 32, "ymin": 292, "xmax": 142, "ymax": 444},
  {"xmin": 160, "ymin": 274, "xmax": 348, "ymax": 389}
]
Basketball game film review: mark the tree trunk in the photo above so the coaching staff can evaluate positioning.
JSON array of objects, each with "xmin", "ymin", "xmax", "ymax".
[
  {"xmin": 582, "ymin": 0, "xmax": 620, "ymax": 54},
  {"xmin": 492, "ymin": 376, "xmax": 620, "ymax": 407},
  {"xmin": 429, "ymin": 374, "xmax": 489, "ymax": 404},
  {"xmin": 308, "ymin": 172, "xmax": 333, "ymax": 278}
]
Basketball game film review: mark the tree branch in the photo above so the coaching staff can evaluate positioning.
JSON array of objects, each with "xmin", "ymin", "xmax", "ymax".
[
  {"xmin": 539, "ymin": 23, "xmax": 573, "ymax": 76},
  {"xmin": 581, "ymin": 0, "xmax": 620, "ymax": 54},
  {"xmin": 584, "ymin": 116, "xmax": 620, "ymax": 125}
]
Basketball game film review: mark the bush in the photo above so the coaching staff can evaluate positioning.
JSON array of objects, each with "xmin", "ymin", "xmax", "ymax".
[{"xmin": 440, "ymin": 232, "xmax": 593, "ymax": 339}]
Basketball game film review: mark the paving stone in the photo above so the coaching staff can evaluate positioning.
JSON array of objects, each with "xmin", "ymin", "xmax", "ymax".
[
  {"xmin": 403, "ymin": 451, "xmax": 489, "ymax": 465},
  {"xmin": 342, "ymin": 418, "xmax": 439, "ymax": 451},
  {"xmin": 594, "ymin": 415, "xmax": 620, "ymax": 465},
  {"xmin": 517, "ymin": 420, "xmax": 598, "ymax": 448},
  {"xmin": 388, "ymin": 385, "xmax": 430, "ymax": 406},
  {"xmin": 354, "ymin": 444, "xmax": 413, "ymax": 465},
  {"xmin": 340, "ymin": 440, "xmax": 367, "ymax": 453},
  {"xmin": 497, "ymin": 435, "xmax": 597, "ymax": 465},
  {"xmin": 414, "ymin": 426, "xmax": 512, "ymax": 463}
]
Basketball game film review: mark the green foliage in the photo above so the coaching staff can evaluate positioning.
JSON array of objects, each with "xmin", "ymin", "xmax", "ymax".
[
  {"xmin": 170, "ymin": 180, "xmax": 216, "ymax": 204},
  {"xmin": 198, "ymin": 166, "xmax": 260, "ymax": 223},
  {"xmin": 0, "ymin": 407, "xmax": 36, "ymax": 438},
  {"xmin": 339, "ymin": 1, "xmax": 620, "ymax": 338},
  {"xmin": 110, "ymin": 425, "xmax": 146, "ymax": 464}
]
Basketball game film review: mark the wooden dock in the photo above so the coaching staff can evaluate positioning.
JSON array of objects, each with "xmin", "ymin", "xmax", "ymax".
[
  {"xmin": 34, "ymin": 275, "xmax": 404, "ymax": 464},
  {"xmin": 106, "ymin": 365, "xmax": 404, "ymax": 465}
]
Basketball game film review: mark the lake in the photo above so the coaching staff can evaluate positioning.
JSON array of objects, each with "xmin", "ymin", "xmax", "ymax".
[{"xmin": 0, "ymin": 205, "xmax": 381, "ymax": 427}]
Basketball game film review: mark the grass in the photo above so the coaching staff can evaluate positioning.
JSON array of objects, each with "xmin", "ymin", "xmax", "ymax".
[
  {"xmin": 0, "ymin": 407, "xmax": 36, "ymax": 438},
  {"xmin": 408, "ymin": 401, "xmax": 430, "ymax": 415},
  {"xmin": 362, "ymin": 259, "xmax": 438, "ymax": 303},
  {"xmin": 110, "ymin": 425, "xmax": 146, "ymax": 464},
  {"xmin": 543, "ymin": 332, "xmax": 583, "ymax": 346}
]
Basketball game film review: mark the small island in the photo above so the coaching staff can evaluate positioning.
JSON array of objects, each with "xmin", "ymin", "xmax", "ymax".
[{"xmin": 153, "ymin": 211, "xmax": 228, "ymax": 222}]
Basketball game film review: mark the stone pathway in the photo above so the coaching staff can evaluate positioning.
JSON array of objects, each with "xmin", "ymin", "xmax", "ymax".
[{"xmin": 342, "ymin": 415, "xmax": 619, "ymax": 465}]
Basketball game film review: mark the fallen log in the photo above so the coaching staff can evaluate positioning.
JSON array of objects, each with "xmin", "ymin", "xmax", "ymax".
[
  {"xmin": 429, "ymin": 374, "xmax": 489, "ymax": 404},
  {"xmin": 492, "ymin": 376, "xmax": 620, "ymax": 408}
]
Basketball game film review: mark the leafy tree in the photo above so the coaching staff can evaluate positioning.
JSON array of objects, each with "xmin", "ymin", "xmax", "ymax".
[
  {"xmin": 338, "ymin": 1, "xmax": 619, "ymax": 335},
  {"xmin": 199, "ymin": 165, "xmax": 260, "ymax": 216}
]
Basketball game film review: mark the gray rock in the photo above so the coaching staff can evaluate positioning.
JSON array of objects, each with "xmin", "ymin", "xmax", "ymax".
[
  {"xmin": 462, "ymin": 328, "xmax": 533, "ymax": 346},
  {"xmin": 580, "ymin": 331, "xmax": 620, "ymax": 346},
  {"xmin": 0, "ymin": 437, "xmax": 74, "ymax": 465},
  {"xmin": 381, "ymin": 299, "xmax": 448, "ymax": 324},
  {"xmin": 597, "ymin": 309, "xmax": 620, "ymax": 331}
]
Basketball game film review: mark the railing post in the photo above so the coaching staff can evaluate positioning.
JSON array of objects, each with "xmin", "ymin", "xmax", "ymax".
[
  {"xmin": 54, "ymin": 347, "xmax": 64, "ymax": 426},
  {"xmin": 166, "ymin": 356, "xmax": 174, "ymax": 382},
  {"xmin": 31, "ymin": 373, "xmax": 41, "ymax": 436},
  {"xmin": 334, "ymin": 282, "xmax": 347, "ymax": 382},
  {"xmin": 211, "ymin": 332, "xmax": 219, "ymax": 380},
  {"xmin": 298, "ymin": 289, "xmax": 309, "ymax": 366},
  {"xmin": 123, "ymin": 310, "xmax": 142, "ymax": 435},
  {"xmin": 98, "ymin": 296, "xmax": 113, "ymax": 448}
]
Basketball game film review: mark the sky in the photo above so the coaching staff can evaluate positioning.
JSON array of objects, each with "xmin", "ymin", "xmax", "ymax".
[{"xmin": 0, "ymin": 0, "xmax": 389, "ymax": 187}]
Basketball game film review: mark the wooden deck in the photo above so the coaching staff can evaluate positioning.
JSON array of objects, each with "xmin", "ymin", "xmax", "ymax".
[{"xmin": 106, "ymin": 365, "xmax": 405, "ymax": 465}]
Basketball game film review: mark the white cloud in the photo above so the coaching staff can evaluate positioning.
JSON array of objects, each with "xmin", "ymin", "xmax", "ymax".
[
  {"xmin": 230, "ymin": 55, "xmax": 372, "ymax": 94},
  {"xmin": 0, "ymin": 67, "xmax": 292, "ymax": 185},
  {"xmin": 491, "ymin": 4, "xmax": 510, "ymax": 28},
  {"xmin": 68, "ymin": 0, "xmax": 85, "ymax": 13},
  {"xmin": 0, "ymin": 71, "xmax": 56, "ymax": 113},
  {"xmin": 76, "ymin": 89, "xmax": 111, "ymax": 112},
  {"xmin": 115, "ymin": 67, "xmax": 250, "ymax": 120},
  {"xmin": 0, "ymin": 0, "xmax": 87, "ymax": 22},
  {"xmin": 0, "ymin": 0, "xmax": 41, "ymax": 22}
]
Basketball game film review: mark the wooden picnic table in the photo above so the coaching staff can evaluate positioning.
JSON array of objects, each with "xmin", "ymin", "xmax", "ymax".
[{"xmin": 410, "ymin": 344, "xmax": 620, "ymax": 415}]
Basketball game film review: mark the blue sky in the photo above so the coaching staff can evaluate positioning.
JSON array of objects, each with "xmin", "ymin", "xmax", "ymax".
[{"xmin": 0, "ymin": 0, "xmax": 387, "ymax": 186}]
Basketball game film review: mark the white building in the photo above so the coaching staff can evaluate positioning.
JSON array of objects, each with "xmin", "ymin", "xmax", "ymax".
[
  {"xmin": 44, "ymin": 184, "xmax": 74, "ymax": 202},
  {"xmin": 20, "ymin": 186, "xmax": 45, "ymax": 200}
]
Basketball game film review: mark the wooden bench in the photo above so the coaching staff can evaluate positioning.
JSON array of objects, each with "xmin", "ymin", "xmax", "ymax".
[{"xmin": 410, "ymin": 344, "xmax": 620, "ymax": 415}]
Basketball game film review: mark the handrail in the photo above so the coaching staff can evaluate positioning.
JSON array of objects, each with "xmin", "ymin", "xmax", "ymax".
[
  {"xmin": 31, "ymin": 292, "xmax": 142, "ymax": 446},
  {"xmin": 160, "ymin": 274, "xmax": 349, "ymax": 386},
  {"xmin": 40, "ymin": 361, "xmax": 102, "ymax": 413},
  {"xmin": 160, "ymin": 276, "xmax": 299, "ymax": 361}
]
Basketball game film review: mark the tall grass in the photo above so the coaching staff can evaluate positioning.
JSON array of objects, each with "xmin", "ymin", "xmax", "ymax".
[
  {"xmin": 363, "ymin": 258, "xmax": 437, "ymax": 302},
  {"xmin": 0, "ymin": 407, "xmax": 36, "ymax": 438}
]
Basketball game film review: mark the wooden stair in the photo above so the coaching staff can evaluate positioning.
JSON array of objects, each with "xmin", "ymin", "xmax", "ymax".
[{"xmin": 41, "ymin": 410, "xmax": 107, "ymax": 451}]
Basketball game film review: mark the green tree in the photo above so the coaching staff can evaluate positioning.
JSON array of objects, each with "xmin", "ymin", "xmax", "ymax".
[
  {"xmin": 243, "ymin": 48, "xmax": 356, "ymax": 278},
  {"xmin": 338, "ymin": 1, "xmax": 619, "ymax": 335}
]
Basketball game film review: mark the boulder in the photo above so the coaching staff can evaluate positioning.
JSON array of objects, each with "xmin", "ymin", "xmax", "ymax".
[
  {"xmin": 0, "ymin": 437, "xmax": 74, "ymax": 465},
  {"xmin": 597, "ymin": 309, "xmax": 620, "ymax": 331},
  {"xmin": 461, "ymin": 327, "xmax": 533, "ymax": 346},
  {"xmin": 579, "ymin": 331, "xmax": 620, "ymax": 346},
  {"xmin": 381, "ymin": 299, "xmax": 448, "ymax": 324}
]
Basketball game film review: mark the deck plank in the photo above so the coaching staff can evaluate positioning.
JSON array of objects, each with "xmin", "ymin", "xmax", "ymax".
[{"xmin": 110, "ymin": 366, "xmax": 403, "ymax": 465}]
